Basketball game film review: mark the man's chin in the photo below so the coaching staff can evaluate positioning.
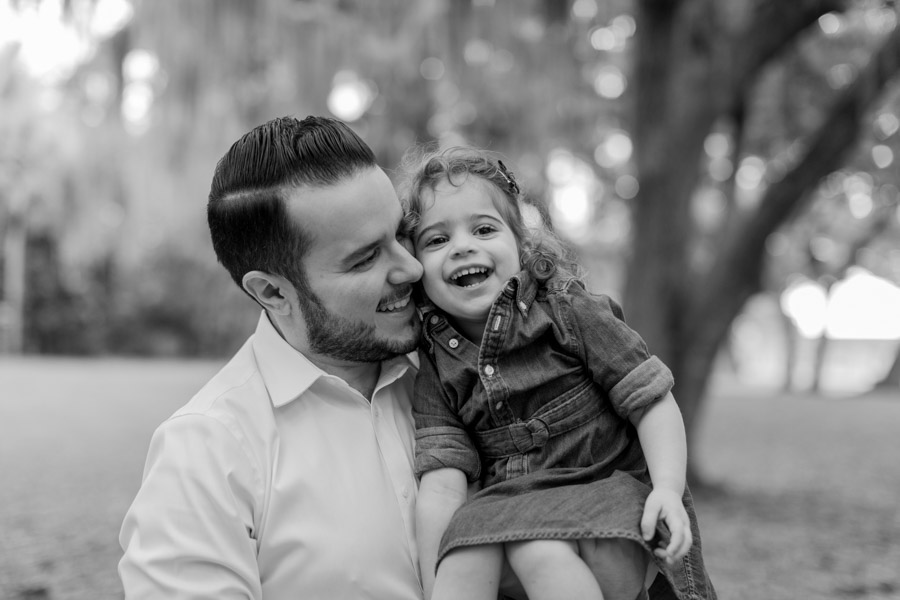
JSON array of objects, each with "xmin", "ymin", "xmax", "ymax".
[
  {"xmin": 387, "ymin": 324, "xmax": 421, "ymax": 356},
  {"xmin": 303, "ymin": 297, "xmax": 420, "ymax": 362},
  {"xmin": 381, "ymin": 312, "xmax": 421, "ymax": 343}
]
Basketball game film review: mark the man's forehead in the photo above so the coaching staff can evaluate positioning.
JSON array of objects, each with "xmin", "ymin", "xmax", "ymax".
[{"xmin": 284, "ymin": 174, "xmax": 402, "ymax": 257}]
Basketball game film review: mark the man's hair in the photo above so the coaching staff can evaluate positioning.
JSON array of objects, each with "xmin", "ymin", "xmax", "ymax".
[{"xmin": 207, "ymin": 116, "xmax": 377, "ymax": 292}]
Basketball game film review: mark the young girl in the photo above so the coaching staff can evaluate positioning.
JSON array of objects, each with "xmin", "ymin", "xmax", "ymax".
[{"xmin": 398, "ymin": 146, "xmax": 716, "ymax": 600}]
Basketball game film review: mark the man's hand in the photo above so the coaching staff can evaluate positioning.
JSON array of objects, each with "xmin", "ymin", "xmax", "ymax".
[{"xmin": 640, "ymin": 488, "xmax": 692, "ymax": 564}]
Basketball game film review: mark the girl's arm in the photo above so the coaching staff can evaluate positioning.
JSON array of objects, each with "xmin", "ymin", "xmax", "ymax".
[
  {"xmin": 630, "ymin": 392, "xmax": 693, "ymax": 563},
  {"xmin": 416, "ymin": 467, "xmax": 469, "ymax": 598}
]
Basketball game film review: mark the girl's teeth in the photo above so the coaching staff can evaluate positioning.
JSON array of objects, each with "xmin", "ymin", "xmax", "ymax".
[{"xmin": 452, "ymin": 267, "xmax": 486, "ymax": 281}]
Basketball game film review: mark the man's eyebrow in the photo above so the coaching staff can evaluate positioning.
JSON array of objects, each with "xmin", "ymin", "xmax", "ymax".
[{"xmin": 340, "ymin": 240, "xmax": 380, "ymax": 267}]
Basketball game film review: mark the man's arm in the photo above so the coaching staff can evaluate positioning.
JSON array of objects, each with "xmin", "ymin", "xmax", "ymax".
[
  {"xmin": 119, "ymin": 414, "xmax": 261, "ymax": 599},
  {"xmin": 415, "ymin": 467, "xmax": 468, "ymax": 599}
]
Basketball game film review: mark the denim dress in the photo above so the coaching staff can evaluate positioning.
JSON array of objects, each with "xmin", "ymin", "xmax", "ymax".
[{"xmin": 413, "ymin": 272, "xmax": 716, "ymax": 600}]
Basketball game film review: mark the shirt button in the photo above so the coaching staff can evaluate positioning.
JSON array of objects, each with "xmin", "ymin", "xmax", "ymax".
[
  {"xmin": 373, "ymin": 407, "xmax": 381, "ymax": 418},
  {"xmin": 401, "ymin": 486, "xmax": 410, "ymax": 498},
  {"xmin": 449, "ymin": 338, "xmax": 459, "ymax": 349},
  {"xmin": 518, "ymin": 301, "xmax": 527, "ymax": 312},
  {"xmin": 430, "ymin": 315, "xmax": 440, "ymax": 324},
  {"xmin": 495, "ymin": 402, "xmax": 503, "ymax": 411},
  {"xmin": 484, "ymin": 365, "xmax": 495, "ymax": 377}
]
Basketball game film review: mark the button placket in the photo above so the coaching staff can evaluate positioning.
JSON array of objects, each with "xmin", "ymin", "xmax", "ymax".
[{"xmin": 480, "ymin": 301, "xmax": 512, "ymax": 425}]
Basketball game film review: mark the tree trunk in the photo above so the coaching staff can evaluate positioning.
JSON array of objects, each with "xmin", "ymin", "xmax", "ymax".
[
  {"xmin": 875, "ymin": 346, "xmax": 900, "ymax": 389},
  {"xmin": 627, "ymin": 1, "xmax": 900, "ymax": 486},
  {"xmin": 1, "ymin": 192, "xmax": 28, "ymax": 354}
]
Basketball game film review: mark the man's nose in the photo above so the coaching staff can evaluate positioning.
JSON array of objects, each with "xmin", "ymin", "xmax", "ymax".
[{"xmin": 388, "ymin": 241, "xmax": 423, "ymax": 284}]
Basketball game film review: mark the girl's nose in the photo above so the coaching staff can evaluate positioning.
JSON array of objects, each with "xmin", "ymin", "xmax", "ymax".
[{"xmin": 450, "ymin": 235, "xmax": 475, "ymax": 258}]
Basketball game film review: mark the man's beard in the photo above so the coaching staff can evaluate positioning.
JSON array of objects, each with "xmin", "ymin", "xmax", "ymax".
[{"xmin": 297, "ymin": 288, "xmax": 421, "ymax": 362}]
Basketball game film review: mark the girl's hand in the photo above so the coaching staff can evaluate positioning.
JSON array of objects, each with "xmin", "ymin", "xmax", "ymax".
[{"xmin": 640, "ymin": 488, "xmax": 692, "ymax": 564}]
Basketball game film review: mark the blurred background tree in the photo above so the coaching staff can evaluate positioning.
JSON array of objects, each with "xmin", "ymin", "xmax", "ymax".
[{"xmin": 1, "ymin": 0, "xmax": 899, "ymax": 483}]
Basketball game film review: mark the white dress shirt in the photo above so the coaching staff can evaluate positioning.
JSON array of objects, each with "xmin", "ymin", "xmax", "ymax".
[{"xmin": 119, "ymin": 312, "xmax": 423, "ymax": 599}]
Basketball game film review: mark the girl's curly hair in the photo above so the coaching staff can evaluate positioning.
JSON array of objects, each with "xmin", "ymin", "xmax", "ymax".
[{"xmin": 396, "ymin": 145, "xmax": 583, "ymax": 283}]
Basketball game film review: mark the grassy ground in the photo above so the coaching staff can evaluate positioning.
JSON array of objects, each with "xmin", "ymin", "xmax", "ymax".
[{"xmin": 0, "ymin": 357, "xmax": 898, "ymax": 599}]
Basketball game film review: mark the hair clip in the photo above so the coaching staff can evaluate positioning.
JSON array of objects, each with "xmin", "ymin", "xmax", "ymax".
[{"xmin": 497, "ymin": 160, "xmax": 520, "ymax": 196}]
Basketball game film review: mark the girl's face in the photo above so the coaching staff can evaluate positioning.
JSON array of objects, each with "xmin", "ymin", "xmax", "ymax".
[{"xmin": 414, "ymin": 176, "xmax": 521, "ymax": 341}]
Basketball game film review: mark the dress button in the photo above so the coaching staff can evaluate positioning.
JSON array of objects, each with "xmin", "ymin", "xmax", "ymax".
[
  {"xmin": 518, "ymin": 301, "xmax": 528, "ymax": 312},
  {"xmin": 449, "ymin": 338, "xmax": 459, "ymax": 349},
  {"xmin": 430, "ymin": 315, "xmax": 440, "ymax": 324},
  {"xmin": 495, "ymin": 402, "xmax": 503, "ymax": 411},
  {"xmin": 484, "ymin": 365, "xmax": 495, "ymax": 376}
]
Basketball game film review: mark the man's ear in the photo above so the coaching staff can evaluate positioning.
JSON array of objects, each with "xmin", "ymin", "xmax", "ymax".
[{"xmin": 242, "ymin": 270, "xmax": 295, "ymax": 316}]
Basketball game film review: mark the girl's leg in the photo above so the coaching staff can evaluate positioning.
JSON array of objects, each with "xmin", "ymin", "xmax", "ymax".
[
  {"xmin": 577, "ymin": 538, "xmax": 651, "ymax": 600},
  {"xmin": 506, "ymin": 539, "xmax": 604, "ymax": 600},
  {"xmin": 432, "ymin": 543, "xmax": 504, "ymax": 600}
]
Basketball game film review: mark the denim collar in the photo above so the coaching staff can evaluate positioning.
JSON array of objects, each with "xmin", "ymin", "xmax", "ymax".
[
  {"xmin": 418, "ymin": 270, "xmax": 539, "ymax": 342},
  {"xmin": 503, "ymin": 270, "xmax": 539, "ymax": 317}
]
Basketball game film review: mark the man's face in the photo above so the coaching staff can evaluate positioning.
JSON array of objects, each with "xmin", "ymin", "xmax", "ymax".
[{"xmin": 286, "ymin": 167, "xmax": 423, "ymax": 363}]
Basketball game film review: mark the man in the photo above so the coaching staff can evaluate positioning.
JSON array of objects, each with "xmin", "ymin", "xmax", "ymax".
[{"xmin": 119, "ymin": 116, "xmax": 425, "ymax": 599}]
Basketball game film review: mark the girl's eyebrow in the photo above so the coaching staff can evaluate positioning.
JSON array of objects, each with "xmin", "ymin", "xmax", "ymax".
[
  {"xmin": 415, "ymin": 213, "xmax": 505, "ymax": 243},
  {"xmin": 415, "ymin": 220, "xmax": 447, "ymax": 243},
  {"xmin": 475, "ymin": 214, "xmax": 504, "ymax": 224}
]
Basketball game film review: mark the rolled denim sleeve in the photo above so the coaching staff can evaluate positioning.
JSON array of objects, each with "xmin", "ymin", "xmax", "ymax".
[
  {"xmin": 412, "ymin": 350, "xmax": 481, "ymax": 482},
  {"xmin": 566, "ymin": 290, "xmax": 674, "ymax": 419}
]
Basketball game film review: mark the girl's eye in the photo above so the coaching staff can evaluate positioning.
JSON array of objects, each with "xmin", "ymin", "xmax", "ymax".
[
  {"xmin": 474, "ymin": 224, "xmax": 496, "ymax": 236},
  {"xmin": 424, "ymin": 235, "xmax": 448, "ymax": 247}
]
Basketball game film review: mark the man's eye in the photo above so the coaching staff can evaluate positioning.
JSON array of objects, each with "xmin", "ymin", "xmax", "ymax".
[{"xmin": 354, "ymin": 249, "xmax": 379, "ymax": 269}]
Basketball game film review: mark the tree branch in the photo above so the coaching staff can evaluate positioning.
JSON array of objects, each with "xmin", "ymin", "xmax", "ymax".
[
  {"xmin": 690, "ymin": 22, "xmax": 900, "ymax": 333},
  {"xmin": 729, "ymin": 0, "xmax": 847, "ymax": 103}
]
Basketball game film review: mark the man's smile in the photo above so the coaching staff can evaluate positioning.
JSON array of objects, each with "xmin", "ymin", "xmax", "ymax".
[{"xmin": 377, "ymin": 290, "xmax": 413, "ymax": 312}]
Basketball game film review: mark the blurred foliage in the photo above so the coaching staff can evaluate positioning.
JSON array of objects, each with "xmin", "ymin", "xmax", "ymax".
[{"xmin": 0, "ymin": 0, "xmax": 898, "ymax": 360}]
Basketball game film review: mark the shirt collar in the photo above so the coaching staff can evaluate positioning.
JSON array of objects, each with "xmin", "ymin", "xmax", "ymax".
[{"xmin": 251, "ymin": 311, "xmax": 417, "ymax": 408}]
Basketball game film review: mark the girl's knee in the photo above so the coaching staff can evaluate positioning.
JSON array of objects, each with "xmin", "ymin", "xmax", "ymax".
[
  {"xmin": 441, "ymin": 543, "xmax": 504, "ymax": 572},
  {"xmin": 434, "ymin": 545, "xmax": 505, "ymax": 600},
  {"xmin": 506, "ymin": 539, "xmax": 579, "ymax": 572},
  {"xmin": 578, "ymin": 538, "xmax": 647, "ymax": 569},
  {"xmin": 578, "ymin": 538, "xmax": 649, "ymax": 599}
]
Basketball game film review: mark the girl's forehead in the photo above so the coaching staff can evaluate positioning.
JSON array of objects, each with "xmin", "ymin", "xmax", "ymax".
[
  {"xmin": 426, "ymin": 175, "xmax": 498, "ymax": 206},
  {"xmin": 419, "ymin": 177, "xmax": 518, "ymax": 234}
]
